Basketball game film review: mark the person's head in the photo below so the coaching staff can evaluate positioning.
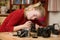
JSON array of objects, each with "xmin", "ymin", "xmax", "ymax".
[{"xmin": 24, "ymin": 2, "xmax": 45, "ymax": 20}]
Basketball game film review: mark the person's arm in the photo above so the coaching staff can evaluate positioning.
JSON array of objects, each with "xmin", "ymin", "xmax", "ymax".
[
  {"xmin": 14, "ymin": 25, "xmax": 24, "ymax": 31},
  {"xmin": 13, "ymin": 21, "xmax": 32, "ymax": 31},
  {"xmin": 0, "ymin": 9, "xmax": 24, "ymax": 32}
]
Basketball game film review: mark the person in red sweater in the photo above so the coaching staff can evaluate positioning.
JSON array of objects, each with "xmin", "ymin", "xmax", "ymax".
[{"xmin": 0, "ymin": 2, "xmax": 45, "ymax": 32}]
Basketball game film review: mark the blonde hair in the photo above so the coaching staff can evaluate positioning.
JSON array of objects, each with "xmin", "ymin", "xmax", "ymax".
[{"xmin": 24, "ymin": 2, "xmax": 45, "ymax": 17}]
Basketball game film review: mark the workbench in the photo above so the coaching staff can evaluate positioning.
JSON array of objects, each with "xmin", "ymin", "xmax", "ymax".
[{"xmin": 0, "ymin": 32, "xmax": 60, "ymax": 40}]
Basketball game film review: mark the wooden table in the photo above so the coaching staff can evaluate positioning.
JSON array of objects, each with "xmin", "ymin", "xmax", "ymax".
[{"xmin": 0, "ymin": 32, "xmax": 60, "ymax": 40}]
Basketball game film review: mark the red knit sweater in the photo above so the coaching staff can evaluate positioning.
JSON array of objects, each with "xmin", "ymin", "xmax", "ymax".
[{"xmin": 0, "ymin": 9, "xmax": 45, "ymax": 32}]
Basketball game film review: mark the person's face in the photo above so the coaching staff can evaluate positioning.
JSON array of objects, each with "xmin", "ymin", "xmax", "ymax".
[{"xmin": 25, "ymin": 8, "xmax": 42, "ymax": 20}]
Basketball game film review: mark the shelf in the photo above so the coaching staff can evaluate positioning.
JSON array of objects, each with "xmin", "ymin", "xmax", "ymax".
[
  {"xmin": 13, "ymin": 4, "xmax": 31, "ymax": 5},
  {"xmin": 0, "ymin": 14, "xmax": 9, "ymax": 17}
]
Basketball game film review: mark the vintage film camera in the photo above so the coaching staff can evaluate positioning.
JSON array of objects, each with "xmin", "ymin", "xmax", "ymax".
[
  {"xmin": 17, "ymin": 23, "xmax": 36, "ymax": 37},
  {"xmin": 31, "ymin": 23, "xmax": 51, "ymax": 38},
  {"xmin": 30, "ymin": 23, "xmax": 38, "ymax": 38},
  {"xmin": 17, "ymin": 29, "xmax": 29, "ymax": 37},
  {"xmin": 16, "ymin": 23, "xmax": 36, "ymax": 37},
  {"xmin": 37, "ymin": 26, "xmax": 51, "ymax": 38},
  {"xmin": 30, "ymin": 23, "xmax": 36, "ymax": 32},
  {"xmin": 48, "ymin": 24, "xmax": 60, "ymax": 35}
]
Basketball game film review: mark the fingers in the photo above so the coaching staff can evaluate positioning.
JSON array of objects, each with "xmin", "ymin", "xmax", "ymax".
[
  {"xmin": 35, "ymin": 24, "xmax": 40, "ymax": 30},
  {"xmin": 26, "ymin": 21, "xmax": 32, "ymax": 23},
  {"xmin": 25, "ymin": 21, "xmax": 32, "ymax": 25},
  {"xmin": 27, "ymin": 21, "xmax": 32, "ymax": 27},
  {"xmin": 24, "ymin": 21, "xmax": 32, "ymax": 28}
]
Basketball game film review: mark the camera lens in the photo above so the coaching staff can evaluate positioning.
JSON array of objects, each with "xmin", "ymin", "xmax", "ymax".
[{"xmin": 37, "ymin": 27, "xmax": 44, "ymax": 36}]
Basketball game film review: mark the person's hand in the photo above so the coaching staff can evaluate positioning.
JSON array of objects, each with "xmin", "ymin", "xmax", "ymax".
[
  {"xmin": 35, "ymin": 24, "xmax": 40, "ymax": 30},
  {"xmin": 23, "ymin": 21, "xmax": 32, "ymax": 29},
  {"xmin": 13, "ymin": 21, "xmax": 32, "ymax": 31}
]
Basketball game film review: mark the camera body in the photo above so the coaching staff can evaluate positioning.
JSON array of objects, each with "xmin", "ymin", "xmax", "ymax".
[
  {"xmin": 37, "ymin": 27, "xmax": 51, "ymax": 38},
  {"xmin": 49, "ymin": 24, "xmax": 60, "ymax": 35},
  {"xmin": 30, "ymin": 23, "xmax": 36, "ymax": 32},
  {"xmin": 17, "ymin": 29, "xmax": 29, "ymax": 37}
]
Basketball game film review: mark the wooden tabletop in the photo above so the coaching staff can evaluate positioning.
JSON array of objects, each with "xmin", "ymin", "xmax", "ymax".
[{"xmin": 0, "ymin": 32, "xmax": 60, "ymax": 40}]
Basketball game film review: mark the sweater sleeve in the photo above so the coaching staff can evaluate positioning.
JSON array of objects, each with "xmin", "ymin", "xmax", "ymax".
[
  {"xmin": 38, "ymin": 17, "xmax": 46, "ymax": 26},
  {"xmin": 0, "ymin": 9, "xmax": 24, "ymax": 32}
]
